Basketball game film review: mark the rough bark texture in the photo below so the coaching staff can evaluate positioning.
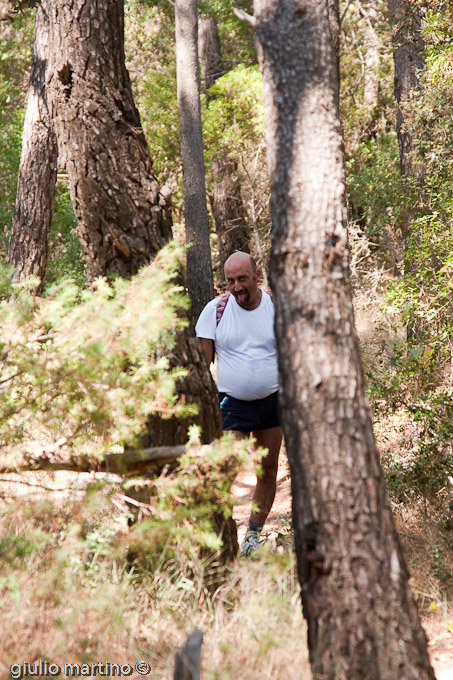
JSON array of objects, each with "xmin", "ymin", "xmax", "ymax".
[
  {"xmin": 198, "ymin": 16, "xmax": 250, "ymax": 273},
  {"xmin": 42, "ymin": 0, "xmax": 221, "ymax": 447},
  {"xmin": 387, "ymin": 0, "xmax": 425, "ymax": 180},
  {"xmin": 359, "ymin": 5, "xmax": 382, "ymax": 110},
  {"xmin": 8, "ymin": 1, "xmax": 58, "ymax": 291},
  {"xmin": 198, "ymin": 17, "xmax": 224, "ymax": 102},
  {"xmin": 254, "ymin": 1, "xmax": 435, "ymax": 679},
  {"xmin": 210, "ymin": 157, "xmax": 250, "ymax": 272},
  {"xmin": 45, "ymin": 0, "xmax": 172, "ymax": 280},
  {"xmin": 175, "ymin": 0, "xmax": 214, "ymax": 322}
]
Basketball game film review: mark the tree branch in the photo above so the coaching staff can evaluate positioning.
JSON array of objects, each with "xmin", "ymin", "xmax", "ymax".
[
  {"xmin": 0, "ymin": 477, "xmax": 75, "ymax": 492},
  {"xmin": 0, "ymin": 445, "xmax": 188, "ymax": 475},
  {"xmin": 233, "ymin": 8, "xmax": 256, "ymax": 28}
]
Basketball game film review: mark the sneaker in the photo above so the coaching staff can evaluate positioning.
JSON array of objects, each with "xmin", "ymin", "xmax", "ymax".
[{"xmin": 240, "ymin": 529, "xmax": 262, "ymax": 557}]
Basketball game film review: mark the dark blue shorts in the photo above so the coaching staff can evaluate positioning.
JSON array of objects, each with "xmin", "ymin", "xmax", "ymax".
[{"xmin": 218, "ymin": 391, "xmax": 280, "ymax": 432}]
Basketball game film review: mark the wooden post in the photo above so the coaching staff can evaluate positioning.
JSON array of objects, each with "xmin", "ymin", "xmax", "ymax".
[{"xmin": 173, "ymin": 628, "xmax": 203, "ymax": 680}]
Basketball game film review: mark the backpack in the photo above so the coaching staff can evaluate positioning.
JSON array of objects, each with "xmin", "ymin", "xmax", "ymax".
[{"xmin": 215, "ymin": 290, "xmax": 273, "ymax": 327}]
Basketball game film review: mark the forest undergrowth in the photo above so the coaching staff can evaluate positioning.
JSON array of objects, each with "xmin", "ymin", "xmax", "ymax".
[{"xmin": 0, "ymin": 257, "xmax": 451, "ymax": 679}]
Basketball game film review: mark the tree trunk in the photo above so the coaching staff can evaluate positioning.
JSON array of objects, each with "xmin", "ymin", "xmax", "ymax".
[
  {"xmin": 43, "ymin": 0, "xmax": 221, "ymax": 446},
  {"xmin": 198, "ymin": 16, "xmax": 250, "ymax": 273},
  {"xmin": 198, "ymin": 16, "xmax": 224, "ymax": 102},
  {"xmin": 45, "ymin": 0, "xmax": 172, "ymax": 280},
  {"xmin": 387, "ymin": 0, "xmax": 425, "ymax": 181},
  {"xmin": 175, "ymin": 0, "xmax": 214, "ymax": 322},
  {"xmin": 359, "ymin": 5, "xmax": 382, "ymax": 111},
  {"xmin": 7, "ymin": 1, "xmax": 58, "ymax": 292},
  {"xmin": 254, "ymin": 1, "xmax": 435, "ymax": 679},
  {"xmin": 210, "ymin": 158, "xmax": 250, "ymax": 272}
]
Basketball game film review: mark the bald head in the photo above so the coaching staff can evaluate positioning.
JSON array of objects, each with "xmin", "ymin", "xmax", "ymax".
[{"xmin": 224, "ymin": 251, "xmax": 256, "ymax": 277}]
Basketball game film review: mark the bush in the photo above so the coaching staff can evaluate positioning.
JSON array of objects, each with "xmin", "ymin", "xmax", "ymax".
[{"xmin": 0, "ymin": 242, "xmax": 194, "ymax": 460}]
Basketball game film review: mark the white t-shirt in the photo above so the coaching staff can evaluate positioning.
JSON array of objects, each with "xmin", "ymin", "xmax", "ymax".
[{"xmin": 195, "ymin": 289, "xmax": 279, "ymax": 401}]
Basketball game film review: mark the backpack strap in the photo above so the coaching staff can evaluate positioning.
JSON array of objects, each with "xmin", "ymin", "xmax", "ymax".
[
  {"xmin": 215, "ymin": 290, "xmax": 273, "ymax": 327},
  {"xmin": 216, "ymin": 293, "xmax": 231, "ymax": 327}
]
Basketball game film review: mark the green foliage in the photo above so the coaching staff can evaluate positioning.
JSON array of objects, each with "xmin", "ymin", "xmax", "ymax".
[
  {"xmin": 0, "ymin": 10, "xmax": 32, "ymax": 253},
  {"xmin": 198, "ymin": 0, "xmax": 256, "ymax": 67},
  {"xmin": 340, "ymin": 3, "xmax": 453, "ymax": 508},
  {"xmin": 423, "ymin": 5, "xmax": 453, "ymax": 84},
  {"xmin": 125, "ymin": 0, "xmax": 257, "ymax": 221},
  {"xmin": 203, "ymin": 65, "xmax": 270, "ymax": 259},
  {"xmin": 203, "ymin": 65, "xmax": 265, "ymax": 162},
  {"xmin": 346, "ymin": 132, "xmax": 403, "ymax": 258},
  {"xmin": 0, "ymin": 242, "xmax": 193, "ymax": 457},
  {"xmin": 125, "ymin": 1, "xmax": 180, "ymax": 183},
  {"xmin": 126, "ymin": 435, "xmax": 255, "ymax": 578},
  {"xmin": 44, "ymin": 182, "xmax": 86, "ymax": 290}
]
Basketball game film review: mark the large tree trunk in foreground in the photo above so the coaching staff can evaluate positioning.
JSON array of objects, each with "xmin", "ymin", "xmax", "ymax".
[
  {"xmin": 45, "ymin": 0, "xmax": 172, "ymax": 280},
  {"xmin": 175, "ymin": 0, "xmax": 214, "ymax": 322},
  {"xmin": 8, "ymin": 2, "xmax": 57, "ymax": 291},
  {"xmin": 44, "ymin": 0, "xmax": 220, "ymax": 446},
  {"xmin": 387, "ymin": 0, "xmax": 425, "ymax": 182},
  {"xmin": 254, "ymin": 2, "xmax": 435, "ymax": 679},
  {"xmin": 199, "ymin": 17, "xmax": 250, "ymax": 273}
]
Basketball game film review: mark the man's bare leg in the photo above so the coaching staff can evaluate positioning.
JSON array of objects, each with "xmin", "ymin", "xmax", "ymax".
[{"xmin": 250, "ymin": 426, "xmax": 283, "ymax": 526}]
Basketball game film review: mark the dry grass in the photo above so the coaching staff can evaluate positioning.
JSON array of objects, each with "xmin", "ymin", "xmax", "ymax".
[{"xmin": 0, "ymin": 478, "xmax": 310, "ymax": 680}]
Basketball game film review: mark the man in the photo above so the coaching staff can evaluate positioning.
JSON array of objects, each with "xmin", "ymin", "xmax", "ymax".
[{"xmin": 195, "ymin": 251, "xmax": 283, "ymax": 556}]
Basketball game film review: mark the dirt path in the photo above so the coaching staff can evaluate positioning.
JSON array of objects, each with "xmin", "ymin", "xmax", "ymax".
[
  {"xmin": 232, "ymin": 451, "xmax": 453, "ymax": 679},
  {"xmin": 232, "ymin": 450, "xmax": 292, "ymax": 545}
]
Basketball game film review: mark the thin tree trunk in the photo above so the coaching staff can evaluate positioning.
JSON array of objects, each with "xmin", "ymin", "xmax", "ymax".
[
  {"xmin": 254, "ymin": 1, "xmax": 435, "ymax": 678},
  {"xmin": 45, "ymin": 0, "xmax": 172, "ymax": 280},
  {"xmin": 210, "ymin": 158, "xmax": 250, "ymax": 271},
  {"xmin": 387, "ymin": 0, "xmax": 425, "ymax": 182},
  {"xmin": 8, "ymin": 1, "xmax": 58, "ymax": 292},
  {"xmin": 175, "ymin": 0, "xmax": 214, "ymax": 322},
  {"xmin": 358, "ymin": 4, "xmax": 382, "ymax": 110},
  {"xmin": 198, "ymin": 17, "xmax": 224, "ymax": 102},
  {"xmin": 199, "ymin": 16, "xmax": 250, "ymax": 273}
]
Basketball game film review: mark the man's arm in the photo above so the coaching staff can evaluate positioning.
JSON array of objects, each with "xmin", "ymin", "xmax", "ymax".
[{"xmin": 199, "ymin": 337, "xmax": 214, "ymax": 365}]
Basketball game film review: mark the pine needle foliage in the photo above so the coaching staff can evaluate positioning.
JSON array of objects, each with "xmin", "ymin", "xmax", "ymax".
[{"xmin": 0, "ymin": 242, "xmax": 195, "ymax": 459}]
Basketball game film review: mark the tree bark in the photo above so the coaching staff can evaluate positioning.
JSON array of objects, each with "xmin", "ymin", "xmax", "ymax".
[
  {"xmin": 387, "ymin": 0, "xmax": 425, "ymax": 181},
  {"xmin": 43, "ymin": 0, "xmax": 221, "ymax": 446},
  {"xmin": 175, "ymin": 0, "xmax": 214, "ymax": 322},
  {"xmin": 198, "ymin": 17, "xmax": 224, "ymax": 103},
  {"xmin": 198, "ymin": 16, "xmax": 251, "ymax": 273},
  {"xmin": 254, "ymin": 1, "xmax": 435, "ymax": 679},
  {"xmin": 45, "ymin": 0, "xmax": 172, "ymax": 280},
  {"xmin": 358, "ymin": 4, "xmax": 382, "ymax": 111},
  {"xmin": 209, "ymin": 157, "xmax": 250, "ymax": 272},
  {"xmin": 7, "ymin": 1, "xmax": 58, "ymax": 292}
]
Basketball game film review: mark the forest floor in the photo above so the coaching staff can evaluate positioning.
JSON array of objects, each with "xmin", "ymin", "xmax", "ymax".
[
  {"xmin": 0, "ymin": 449, "xmax": 451, "ymax": 679},
  {"xmin": 232, "ymin": 451, "xmax": 453, "ymax": 680}
]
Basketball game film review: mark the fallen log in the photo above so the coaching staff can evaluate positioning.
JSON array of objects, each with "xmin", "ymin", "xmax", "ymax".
[{"xmin": 0, "ymin": 445, "xmax": 187, "ymax": 475}]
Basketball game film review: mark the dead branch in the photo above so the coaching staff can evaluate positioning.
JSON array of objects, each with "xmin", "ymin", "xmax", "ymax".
[
  {"xmin": 0, "ymin": 477, "xmax": 74, "ymax": 492},
  {"xmin": 233, "ymin": 8, "xmax": 256, "ymax": 28},
  {"xmin": 0, "ymin": 444, "xmax": 188, "ymax": 475}
]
